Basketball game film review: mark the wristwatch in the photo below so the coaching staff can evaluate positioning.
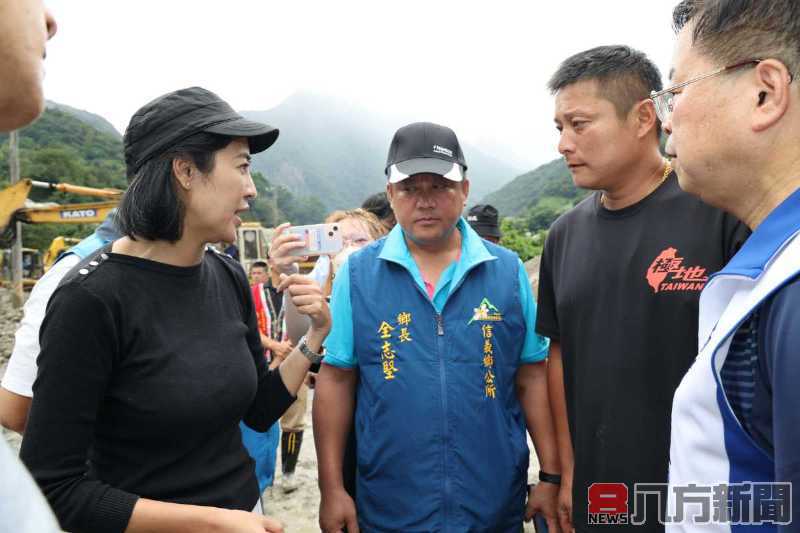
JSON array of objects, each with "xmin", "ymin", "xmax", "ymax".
[
  {"xmin": 539, "ymin": 470, "xmax": 562, "ymax": 485},
  {"xmin": 297, "ymin": 335, "xmax": 324, "ymax": 364}
]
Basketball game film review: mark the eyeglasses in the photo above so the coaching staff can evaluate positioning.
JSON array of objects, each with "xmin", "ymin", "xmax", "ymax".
[{"xmin": 650, "ymin": 59, "xmax": 763, "ymax": 123}]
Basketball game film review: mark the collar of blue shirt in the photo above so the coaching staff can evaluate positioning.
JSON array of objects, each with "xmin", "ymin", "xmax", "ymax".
[
  {"xmin": 721, "ymin": 186, "xmax": 800, "ymax": 279},
  {"xmin": 378, "ymin": 217, "xmax": 497, "ymax": 302}
]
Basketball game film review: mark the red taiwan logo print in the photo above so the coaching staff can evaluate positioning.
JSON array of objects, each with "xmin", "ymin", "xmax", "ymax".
[{"xmin": 646, "ymin": 247, "xmax": 709, "ymax": 293}]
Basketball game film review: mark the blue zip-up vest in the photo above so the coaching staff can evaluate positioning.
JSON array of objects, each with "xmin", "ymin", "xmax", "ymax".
[{"xmin": 349, "ymin": 238, "xmax": 528, "ymax": 532}]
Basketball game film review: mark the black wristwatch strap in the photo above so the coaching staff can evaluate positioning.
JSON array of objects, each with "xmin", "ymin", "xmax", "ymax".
[{"xmin": 539, "ymin": 470, "xmax": 562, "ymax": 485}]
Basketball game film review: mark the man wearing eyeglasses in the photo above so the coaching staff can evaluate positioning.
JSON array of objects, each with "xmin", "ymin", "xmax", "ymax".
[
  {"xmin": 660, "ymin": 2, "xmax": 800, "ymax": 531},
  {"xmin": 538, "ymin": 45, "xmax": 749, "ymax": 532}
]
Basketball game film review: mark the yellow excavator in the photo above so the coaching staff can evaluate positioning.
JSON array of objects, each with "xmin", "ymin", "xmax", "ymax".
[
  {"xmin": 1, "ymin": 179, "xmax": 307, "ymax": 287},
  {"xmin": 43, "ymin": 236, "xmax": 82, "ymax": 270},
  {"xmin": 0, "ymin": 178, "xmax": 123, "ymax": 287}
]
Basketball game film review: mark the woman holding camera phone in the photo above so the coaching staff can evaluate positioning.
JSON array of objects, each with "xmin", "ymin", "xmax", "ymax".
[
  {"xmin": 268, "ymin": 209, "xmax": 385, "ymax": 496},
  {"xmin": 20, "ymin": 87, "xmax": 330, "ymax": 533}
]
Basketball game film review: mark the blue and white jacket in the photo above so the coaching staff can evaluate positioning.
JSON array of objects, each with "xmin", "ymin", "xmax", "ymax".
[{"xmin": 668, "ymin": 188, "xmax": 800, "ymax": 532}]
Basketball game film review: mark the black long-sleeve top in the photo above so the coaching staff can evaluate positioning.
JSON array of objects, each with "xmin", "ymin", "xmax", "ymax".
[{"xmin": 20, "ymin": 248, "xmax": 295, "ymax": 533}]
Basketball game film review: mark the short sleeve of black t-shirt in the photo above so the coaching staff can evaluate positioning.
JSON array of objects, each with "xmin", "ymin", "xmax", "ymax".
[
  {"xmin": 536, "ymin": 231, "xmax": 561, "ymax": 341},
  {"xmin": 535, "ymin": 174, "xmax": 749, "ymax": 531}
]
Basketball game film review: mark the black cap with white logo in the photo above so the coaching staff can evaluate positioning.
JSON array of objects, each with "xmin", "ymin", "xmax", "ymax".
[{"xmin": 385, "ymin": 122, "xmax": 468, "ymax": 183}]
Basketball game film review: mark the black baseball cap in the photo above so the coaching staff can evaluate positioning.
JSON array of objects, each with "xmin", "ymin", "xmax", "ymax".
[
  {"xmin": 123, "ymin": 86, "xmax": 279, "ymax": 176},
  {"xmin": 467, "ymin": 204, "xmax": 501, "ymax": 239},
  {"xmin": 385, "ymin": 122, "xmax": 467, "ymax": 183}
]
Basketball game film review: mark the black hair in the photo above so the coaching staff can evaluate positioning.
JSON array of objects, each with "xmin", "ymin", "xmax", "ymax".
[
  {"xmin": 117, "ymin": 132, "xmax": 233, "ymax": 242},
  {"xmin": 548, "ymin": 45, "xmax": 664, "ymax": 137},
  {"xmin": 361, "ymin": 191, "xmax": 393, "ymax": 221},
  {"xmin": 673, "ymin": 0, "xmax": 799, "ymax": 78},
  {"xmin": 250, "ymin": 260, "xmax": 268, "ymax": 270}
]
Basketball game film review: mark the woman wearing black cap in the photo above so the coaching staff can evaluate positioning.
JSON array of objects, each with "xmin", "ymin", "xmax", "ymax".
[{"xmin": 20, "ymin": 88, "xmax": 328, "ymax": 533}]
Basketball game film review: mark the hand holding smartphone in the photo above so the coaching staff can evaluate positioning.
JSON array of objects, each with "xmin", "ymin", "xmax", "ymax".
[{"xmin": 287, "ymin": 223, "xmax": 343, "ymax": 256}]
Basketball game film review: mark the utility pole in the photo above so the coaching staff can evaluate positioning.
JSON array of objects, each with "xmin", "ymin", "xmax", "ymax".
[{"xmin": 9, "ymin": 130, "xmax": 23, "ymax": 307}]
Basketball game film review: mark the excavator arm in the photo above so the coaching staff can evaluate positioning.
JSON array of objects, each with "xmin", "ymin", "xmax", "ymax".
[{"xmin": 0, "ymin": 179, "xmax": 123, "ymax": 245}]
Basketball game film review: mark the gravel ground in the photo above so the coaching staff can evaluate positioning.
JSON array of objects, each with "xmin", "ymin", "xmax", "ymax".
[{"xmin": 1, "ymin": 287, "xmax": 24, "ymax": 451}]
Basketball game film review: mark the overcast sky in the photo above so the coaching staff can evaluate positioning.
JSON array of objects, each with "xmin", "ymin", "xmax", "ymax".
[{"xmin": 43, "ymin": 0, "xmax": 678, "ymax": 170}]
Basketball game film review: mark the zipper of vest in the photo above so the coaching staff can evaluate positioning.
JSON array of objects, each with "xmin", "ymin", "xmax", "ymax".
[
  {"xmin": 400, "ymin": 258, "xmax": 492, "ymax": 528},
  {"xmin": 434, "ymin": 311, "xmax": 450, "ymax": 528}
]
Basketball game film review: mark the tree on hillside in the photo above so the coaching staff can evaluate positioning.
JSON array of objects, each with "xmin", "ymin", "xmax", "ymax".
[
  {"xmin": 524, "ymin": 196, "xmax": 573, "ymax": 232},
  {"xmin": 246, "ymin": 171, "xmax": 326, "ymax": 227},
  {"xmin": 499, "ymin": 218, "xmax": 544, "ymax": 262},
  {"xmin": 0, "ymin": 109, "xmax": 327, "ymax": 250}
]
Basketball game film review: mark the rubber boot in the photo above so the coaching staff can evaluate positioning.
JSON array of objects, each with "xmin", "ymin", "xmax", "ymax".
[{"xmin": 280, "ymin": 430, "xmax": 303, "ymax": 493}]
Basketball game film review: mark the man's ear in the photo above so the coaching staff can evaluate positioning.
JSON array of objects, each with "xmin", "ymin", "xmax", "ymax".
[
  {"xmin": 460, "ymin": 178, "xmax": 470, "ymax": 202},
  {"xmin": 172, "ymin": 158, "xmax": 194, "ymax": 190},
  {"xmin": 751, "ymin": 59, "xmax": 793, "ymax": 132},
  {"xmin": 633, "ymin": 99, "xmax": 659, "ymax": 140},
  {"xmin": 386, "ymin": 182, "xmax": 395, "ymax": 208}
]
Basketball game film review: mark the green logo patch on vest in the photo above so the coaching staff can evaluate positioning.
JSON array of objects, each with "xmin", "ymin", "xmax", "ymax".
[{"xmin": 468, "ymin": 297, "xmax": 503, "ymax": 325}]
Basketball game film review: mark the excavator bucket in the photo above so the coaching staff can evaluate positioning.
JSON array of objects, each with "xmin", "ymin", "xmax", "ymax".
[{"xmin": 0, "ymin": 179, "xmax": 33, "ymax": 233}]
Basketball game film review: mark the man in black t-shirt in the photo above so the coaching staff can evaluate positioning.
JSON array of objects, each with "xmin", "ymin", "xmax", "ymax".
[{"xmin": 537, "ymin": 45, "xmax": 749, "ymax": 533}]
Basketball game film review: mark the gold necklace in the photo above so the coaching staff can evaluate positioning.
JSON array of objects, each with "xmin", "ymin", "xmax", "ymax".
[{"xmin": 600, "ymin": 159, "xmax": 672, "ymax": 207}]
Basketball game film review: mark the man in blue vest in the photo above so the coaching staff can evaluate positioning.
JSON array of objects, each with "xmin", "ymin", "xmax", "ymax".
[
  {"xmin": 659, "ymin": 1, "xmax": 800, "ymax": 530},
  {"xmin": 313, "ymin": 122, "xmax": 561, "ymax": 532}
]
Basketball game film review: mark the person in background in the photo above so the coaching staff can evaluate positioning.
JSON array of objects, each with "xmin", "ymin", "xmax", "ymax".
[
  {"xmin": 240, "ymin": 260, "xmax": 291, "ymax": 505},
  {"xmin": 20, "ymin": 87, "xmax": 329, "ymax": 533},
  {"xmin": 306, "ymin": 208, "xmax": 387, "ymax": 296},
  {"xmin": 0, "ymin": 1, "xmax": 59, "ymax": 532},
  {"xmin": 663, "ymin": 2, "xmax": 800, "ymax": 530},
  {"xmin": 466, "ymin": 203, "xmax": 502, "ymax": 244},
  {"xmin": 539, "ymin": 45, "xmax": 749, "ymax": 532},
  {"xmin": 250, "ymin": 260, "xmax": 269, "ymax": 284},
  {"xmin": 250, "ymin": 260, "xmax": 293, "ymax": 361},
  {"xmin": 270, "ymin": 209, "xmax": 386, "ymax": 495},
  {"xmin": 361, "ymin": 191, "xmax": 396, "ymax": 232}
]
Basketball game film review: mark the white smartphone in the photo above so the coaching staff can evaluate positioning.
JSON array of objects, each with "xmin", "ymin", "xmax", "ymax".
[{"xmin": 287, "ymin": 223, "xmax": 343, "ymax": 256}]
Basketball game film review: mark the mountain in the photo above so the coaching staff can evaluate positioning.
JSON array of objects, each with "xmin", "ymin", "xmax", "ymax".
[
  {"xmin": 485, "ymin": 133, "xmax": 670, "ymax": 221},
  {"xmin": 482, "ymin": 157, "xmax": 589, "ymax": 217},
  {"xmin": 0, "ymin": 105, "xmax": 326, "ymax": 250},
  {"xmin": 46, "ymin": 101, "xmax": 122, "ymax": 139},
  {"xmin": 0, "ymin": 107, "xmax": 127, "ymax": 191},
  {"xmin": 243, "ymin": 92, "xmax": 522, "ymax": 211},
  {"xmin": 0, "ymin": 107, "xmax": 128, "ymax": 249}
]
